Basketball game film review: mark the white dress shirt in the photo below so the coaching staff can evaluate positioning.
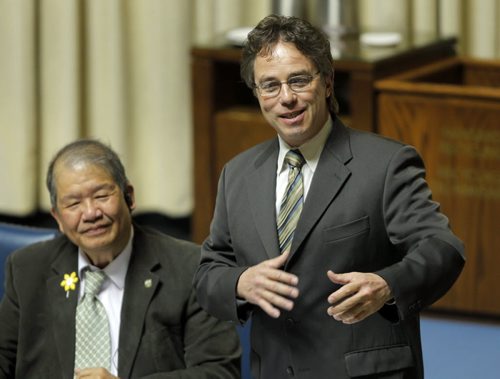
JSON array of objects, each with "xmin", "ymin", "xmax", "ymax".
[
  {"xmin": 276, "ymin": 117, "xmax": 333, "ymax": 215},
  {"xmin": 77, "ymin": 227, "xmax": 133, "ymax": 375}
]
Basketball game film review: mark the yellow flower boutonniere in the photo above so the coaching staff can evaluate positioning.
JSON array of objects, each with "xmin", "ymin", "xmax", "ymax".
[{"xmin": 60, "ymin": 272, "xmax": 79, "ymax": 298}]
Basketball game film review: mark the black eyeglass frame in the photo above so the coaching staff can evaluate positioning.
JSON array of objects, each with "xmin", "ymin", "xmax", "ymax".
[{"xmin": 253, "ymin": 72, "xmax": 321, "ymax": 98}]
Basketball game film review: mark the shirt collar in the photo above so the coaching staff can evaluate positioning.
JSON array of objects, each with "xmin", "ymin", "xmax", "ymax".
[
  {"xmin": 77, "ymin": 226, "xmax": 134, "ymax": 290},
  {"xmin": 277, "ymin": 116, "xmax": 333, "ymax": 174}
]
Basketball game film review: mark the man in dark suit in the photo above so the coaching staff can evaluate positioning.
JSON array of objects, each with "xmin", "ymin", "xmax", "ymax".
[
  {"xmin": 194, "ymin": 15, "xmax": 465, "ymax": 379},
  {"xmin": 0, "ymin": 139, "xmax": 240, "ymax": 378}
]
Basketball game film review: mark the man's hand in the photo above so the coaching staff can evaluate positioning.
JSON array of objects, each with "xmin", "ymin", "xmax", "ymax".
[
  {"xmin": 237, "ymin": 250, "xmax": 299, "ymax": 318},
  {"xmin": 74, "ymin": 367, "xmax": 119, "ymax": 379},
  {"xmin": 326, "ymin": 271, "xmax": 393, "ymax": 324}
]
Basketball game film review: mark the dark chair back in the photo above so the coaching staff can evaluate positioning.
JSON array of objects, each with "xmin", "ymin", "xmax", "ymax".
[
  {"xmin": 237, "ymin": 319, "xmax": 252, "ymax": 379},
  {"xmin": 0, "ymin": 222, "xmax": 58, "ymax": 297}
]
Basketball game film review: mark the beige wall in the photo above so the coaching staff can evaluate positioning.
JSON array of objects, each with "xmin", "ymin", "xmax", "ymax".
[{"xmin": 0, "ymin": 0, "xmax": 498, "ymax": 217}]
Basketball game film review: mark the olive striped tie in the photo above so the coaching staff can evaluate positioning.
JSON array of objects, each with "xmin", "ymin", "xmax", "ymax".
[{"xmin": 277, "ymin": 149, "xmax": 306, "ymax": 253}]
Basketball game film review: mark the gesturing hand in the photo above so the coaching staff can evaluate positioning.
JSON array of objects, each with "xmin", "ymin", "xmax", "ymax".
[
  {"xmin": 237, "ymin": 250, "xmax": 299, "ymax": 318},
  {"xmin": 326, "ymin": 271, "xmax": 393, "ymax": 324}
]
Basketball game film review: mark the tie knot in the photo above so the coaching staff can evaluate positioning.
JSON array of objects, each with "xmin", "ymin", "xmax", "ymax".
[
  {"xmin": 84, "ymin": 270, "xmax": 106, "ymax": 296},
  {"xmin": 285, "ymin": 149, "xmax": 305, "ymax": 169}
]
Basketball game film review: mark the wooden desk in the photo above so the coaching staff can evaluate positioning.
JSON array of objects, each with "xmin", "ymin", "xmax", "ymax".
[
  {"xmin": 377, "ymin": 57, "xmax": 500, "ymax": 316},
  {"xmin": 191, "ymin": 36, "xmax": 456, "ymax": 243}
]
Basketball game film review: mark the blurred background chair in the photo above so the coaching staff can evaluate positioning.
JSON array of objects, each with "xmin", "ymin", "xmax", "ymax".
[
  {"xmin": 0, "ymin": 222, "xmax": 59, "ymax": 298},
  {"xmin": 236, "ymin": 318, "xmax": 252, "ymax": 379}
]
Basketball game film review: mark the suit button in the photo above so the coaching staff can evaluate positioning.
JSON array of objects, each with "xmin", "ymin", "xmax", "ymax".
[
  {"xmin": 286, "ymin": 318, "xmax": 295, "ymax": 326},
  {"xmin": 286, "ymin": 366, "xmax": 294, "ymax": 376}
]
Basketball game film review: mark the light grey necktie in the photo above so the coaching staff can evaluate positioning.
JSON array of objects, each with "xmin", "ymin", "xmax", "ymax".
[
  {"xmin": 277, "ymin": 149, "xmax": 306, "ymax": 253},
  {"xmin": 74, "ymin": 269, "xmax": 111, "ymax": 371}
]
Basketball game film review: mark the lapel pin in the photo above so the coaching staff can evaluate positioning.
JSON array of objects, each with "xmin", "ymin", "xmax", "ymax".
[
  {"xmin": 144, "ymin": 278, "xmax": 152, "ymax": 288},
  {"xmin": 60, "ymin": 272, "xmax": 79, "ymax": 298}
]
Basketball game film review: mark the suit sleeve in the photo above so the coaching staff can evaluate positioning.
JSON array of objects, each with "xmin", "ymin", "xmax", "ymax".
[
  {"xmin": 173, "ymin": 286, "xmax": 241, "ymax": 379},
  {"xmin": 0, "ymin": 255, "xmax": 19, "ymax": 378},
  {"xmin": 140, "ymin": 240, "xmax": 241, "ymax": 379},
  {"xmin": 193, "ymin": 166, "xmax": 250, "ymax": 323},
  {"xmin": 142, "ymin": 289, "xmax": 242, "ymax": 379},
  {"xmin": 375, "ymin": 145, "xmax": 465, "ymax": 320}
]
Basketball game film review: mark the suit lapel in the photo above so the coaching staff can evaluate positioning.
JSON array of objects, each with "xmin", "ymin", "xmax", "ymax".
[
  {"xmin": 118, "ymin": 228, "xmax": 160, "ymax": 378},
  {"xmin": 246, "ymin": 140, "xmax": 281, "ymax": 259},
  {"xmin": 47, "ymin": 242, "xmax": 79, "ymax": 377},
  {"xmin": 290, "ymin": 119, "xmax": 353, "ymax": 257}
]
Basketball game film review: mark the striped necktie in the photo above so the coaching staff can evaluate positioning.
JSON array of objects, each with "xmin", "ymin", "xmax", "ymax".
[
  {"xmin": 277, "ymin": 149, "xmax": 306, "ymax": 253},
  {"xmin": 74, "ymin": 269, "xmax": 111, "ymax": 371}
]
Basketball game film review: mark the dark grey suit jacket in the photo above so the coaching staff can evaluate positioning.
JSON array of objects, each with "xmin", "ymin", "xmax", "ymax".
[
  {"xmin": 0, "ymin": 224, "xmax": 240, "ymax": 378},
  {"xmin": 194, "ymin": 118, "xmax": 465, "ymax": 379}
]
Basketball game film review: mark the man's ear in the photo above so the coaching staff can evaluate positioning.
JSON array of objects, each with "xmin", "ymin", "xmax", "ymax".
[
  {"xmin": 50, "ymin": 207, "xmax": 64, "ymax": 233},
  {"xmin": 325, "ymin": 74, "xmax": 333, "ymax": 98},
  {"xmin": 124, "ymin": 185, "xmax": 136, "ymax": 211}
]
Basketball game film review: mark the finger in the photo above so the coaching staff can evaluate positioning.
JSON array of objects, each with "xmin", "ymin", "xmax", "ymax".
[
  {"xmin": 327, "ymin": 302, "xmax": 355, "ymax": 319},
  {"xmin": 269, "ymin": 268, "xmax": 299, "ymax": 287},
  {"xmin": 251, "ymin": 265, "xmax": 298, "ymax": 291},
  {"xmin": 262, "ymin": 285, "xmax": 296, "ymax": 310},
  {"xmin": 267, "ymin": 250, "xmax": 290, "ymax": 268},
  {"xmin": 327, "ymin": 298, "xmax": 357, "ymax": 320},
  {"xmin": 328, "ymin": 292, "xmax": 385, "ymax": 323},
  {"xmin": 256, "ymin": 297, "xmax": 282, "ymax": 318},
  {"xmin": 74, "ymin": 367, "xmax": 111, "ymax": 378},
  {"xmin": 327, "ymin": 271, "xmax": 360, "ymax": 304},
  {"xmin": 263, "ymin": 275, "xmax": 299, "ymax": 298},
  {"xmin": 327, "ymin": 281, "xmax": 357, "ymax": 305},
  {"xmin": 258, "ymin": 289, "xmax": 296, "ymax": 317},
  {"xmin": 328, "ymin": 305, "xmax": 344, "ymax": 321},
  {"xmin": 328, "ymin": 308, "xmax": 356, "ymax": 324},
  {"xmin": 327, "ymin": 270, "xmax": 350, "ymax": 285},
  {"xmin": 240, "ymin": 275, "xmax": 297, "ymax": 309},
  {"xmin": 328, "ymin": 302, "xmax": 369, "ymax": 324},
  {"xmin": 327, "ymin": 295, "xmax": 358, "ymax": 319},
  {"xmin": 248, "ymin": 277, "xmax": 296, "ymax": 309}
]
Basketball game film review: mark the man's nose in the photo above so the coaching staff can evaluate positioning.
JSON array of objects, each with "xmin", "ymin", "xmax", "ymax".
[
  {"xmin": 82, "ymin": 199, "xmax": 103, "ymax": 220},
  {"xmin": 279, "ymin": 84, "xmax": 297, "ymax": 105}
]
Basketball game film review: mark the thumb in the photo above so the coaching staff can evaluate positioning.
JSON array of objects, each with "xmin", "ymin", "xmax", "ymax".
[
  {"xmin": 327, "ymin": 270, "xmax": 350, "ymax": 285},
  {"xmin": 268, "ymin": 250, "xmax": 290, "ymax": 268}
]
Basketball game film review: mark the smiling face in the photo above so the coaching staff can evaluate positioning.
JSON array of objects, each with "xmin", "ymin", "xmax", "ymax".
[
  {"xmin": 254, "ymin": 41, "xmax": 332, "ymax": 147},
  {"xmin": 51, "ymin": 161, "xmax": 135, "ymax": 266}
]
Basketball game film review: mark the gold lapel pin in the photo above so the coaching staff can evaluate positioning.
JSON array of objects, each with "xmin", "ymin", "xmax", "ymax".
[{"xmin": 144, "ymin": 278, "xmax": 153, "ymax": 288}]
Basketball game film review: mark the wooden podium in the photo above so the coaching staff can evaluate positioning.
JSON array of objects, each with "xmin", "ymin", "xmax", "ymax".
[
  {"xmin": 191, "ymin": 36, "xmax": 457, "ymax": 244},
  {"xmin": 377, "ymin": 57, "xmax": 500, "ymax": 316}
]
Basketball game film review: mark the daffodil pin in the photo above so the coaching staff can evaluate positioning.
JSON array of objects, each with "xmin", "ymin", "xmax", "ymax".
[{"xmin": 60, "ymin": 272, "xmax": 79, "ymax": 298}]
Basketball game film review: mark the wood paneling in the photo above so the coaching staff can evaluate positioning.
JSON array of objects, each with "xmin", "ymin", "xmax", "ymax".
[{"xmin": 377, "ymin": 57, "xmax": 500, "ymax": 316}]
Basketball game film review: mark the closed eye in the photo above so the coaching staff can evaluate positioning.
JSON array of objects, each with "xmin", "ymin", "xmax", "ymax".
[
  {"xmin": 95, "ymin": 194, "xmax": 110, "ymax": 200},
  {"xmin": 65, "ymin": 201, "xmax": 80, "ymax": 209}
]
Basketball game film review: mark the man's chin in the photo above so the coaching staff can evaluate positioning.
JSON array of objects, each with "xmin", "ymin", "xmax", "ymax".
[
  {"xmin": 79, "ymin": 233, "xmax": 113, "ymax": 251},
  {"xmin": 280, "ymin": 129, "xmax": 309, "ymax": 147}
]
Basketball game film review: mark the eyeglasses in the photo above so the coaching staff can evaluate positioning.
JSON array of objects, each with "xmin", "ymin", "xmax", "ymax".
[{"xmin": 254, "ymin": 72, "xmax": 320, "ymax": 99}]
